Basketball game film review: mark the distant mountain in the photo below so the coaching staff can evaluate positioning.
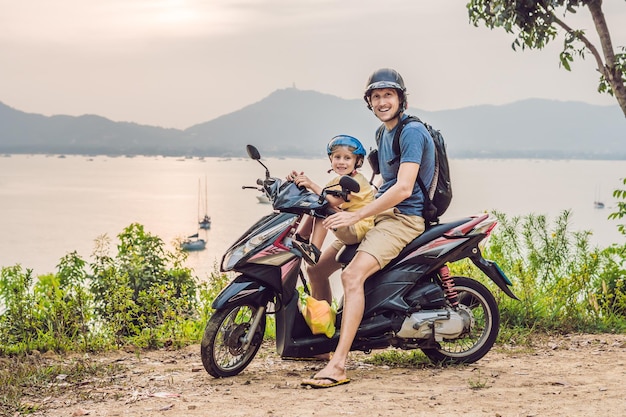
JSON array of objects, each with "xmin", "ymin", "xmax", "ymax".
[
  {"xmin": 1, "ymin": 89, "xmax": 624, "ymax": 159},
  {"xmin": 421, "ymin": 99, "xmax": 625, "ymax": 159}
]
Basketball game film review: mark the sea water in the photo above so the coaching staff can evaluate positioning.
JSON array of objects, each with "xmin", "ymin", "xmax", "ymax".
[{"xmin": 0, "ymin": 154, "xmax": 623, "ymax": 280}]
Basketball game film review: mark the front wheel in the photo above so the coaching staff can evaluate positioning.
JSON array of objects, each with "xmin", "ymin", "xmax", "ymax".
[
  {"xmin": 200, "ymin": 302, "xmax": 266, "ymax": 377},
  {"xmin": 421, "ymin": 277, "xmax": 499, "ymax": 365}
]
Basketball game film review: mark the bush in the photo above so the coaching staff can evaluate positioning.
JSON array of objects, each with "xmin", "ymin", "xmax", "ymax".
[
  {"xmin": 89, "ymin": 223, "xmax": 197, "ymax": 347},
  {"xmin": 450, "ymin": 210, "xmax": 626, "ymax": 333},
  {"xmin": 0, "ymin": 223, "xmax": 201, "ymax": 354}
]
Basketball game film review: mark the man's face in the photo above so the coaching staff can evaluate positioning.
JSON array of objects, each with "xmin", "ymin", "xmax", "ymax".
[{"xmin": 368, "ymin": 88, "xmax": 400, "ymax": 122}]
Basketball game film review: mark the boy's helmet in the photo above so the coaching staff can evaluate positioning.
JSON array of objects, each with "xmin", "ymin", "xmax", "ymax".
[
  {"xmin": 363, "ymin": 68, "xmax": 407, "ymax": 112},
  {"xmin": 326, "ymin": 135, "xmax": 366, "ymax": 156}
]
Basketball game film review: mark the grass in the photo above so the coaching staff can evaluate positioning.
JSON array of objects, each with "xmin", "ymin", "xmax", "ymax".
[
  {"xmin": 0, "ymin": 353, "xmax": 126, "ymax": 415},
  {"xmin": 365, "ymin": 348, "xmax": 432, "ymax": 368},
  {"xmin": 467, "ymin": 369, "xmax": 490, "ymax": 390}
]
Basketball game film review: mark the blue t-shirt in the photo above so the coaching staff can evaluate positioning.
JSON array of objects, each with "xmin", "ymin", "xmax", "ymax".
[{"xmin": 376, "ymin": 115, "xmax": 435, "ymax": 216}]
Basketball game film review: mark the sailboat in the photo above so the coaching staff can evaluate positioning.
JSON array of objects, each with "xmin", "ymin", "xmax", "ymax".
[
  {"xmin": 198, "ymin": 177, "xmax": 212, "ymax": 229},
  {"xmin": 180, "ymin": 232, "xmax": 206, "ymax": 251},
  {"xmin": 594, "ymin": 185, "xmax": 605, "ymax": 209}
]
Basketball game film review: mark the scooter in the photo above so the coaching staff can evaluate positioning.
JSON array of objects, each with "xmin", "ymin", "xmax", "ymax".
[{"xmin": 200, "ymin": 145, "xmax": 518, "ymax": 378}]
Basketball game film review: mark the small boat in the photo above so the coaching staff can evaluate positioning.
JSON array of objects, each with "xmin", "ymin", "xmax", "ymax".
[
  {"xmin": 199, "ymin": 214, "xmax": 212, "ymax": 229},
  {"xmin": 197, "ymin": 177, "xmax": 211, "ymax": 229},
  {"xmin": 256, "ymin": 194, "xmax": 270, "ymax": 204},
  {"xmin": 181, "ymin": 233, "xmax": 206, "ymax": 251},
  {"xmin": 593, "ymin": 186, "xmax": 605, "ymax": 209}
]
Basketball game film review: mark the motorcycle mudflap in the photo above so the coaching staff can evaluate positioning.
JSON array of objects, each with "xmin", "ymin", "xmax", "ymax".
[{"xmin": 471, "ymin": 255, "xmax": 519, "ymax": 300}]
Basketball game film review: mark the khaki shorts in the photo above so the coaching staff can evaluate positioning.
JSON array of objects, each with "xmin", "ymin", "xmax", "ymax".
[
  {"xmin": 332, "ymin": 225, "xmax": 360, "ymax": 245},
  {"xmin": 329, "ymin": 225, "xmax": 360, "ymax": 252},
  {"xmin": 356, "ymin": 208, "xmax": 425, "ymax": 269}
]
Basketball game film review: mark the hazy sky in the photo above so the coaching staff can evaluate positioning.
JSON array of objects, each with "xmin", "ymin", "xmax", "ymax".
[{"xmin": 2, "ymin": 1, "xmax": 624, "ymax": 129}]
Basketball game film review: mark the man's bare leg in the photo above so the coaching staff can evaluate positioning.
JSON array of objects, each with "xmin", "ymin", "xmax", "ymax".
[{"xmin": 302, "ymin": 251, "xmax": 380, "ymax": 384}]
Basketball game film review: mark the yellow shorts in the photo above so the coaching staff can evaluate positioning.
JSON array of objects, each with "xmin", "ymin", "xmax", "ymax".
[{"xmin": 356, "ymin": 208, "xmax": 425, "ymax": 269}]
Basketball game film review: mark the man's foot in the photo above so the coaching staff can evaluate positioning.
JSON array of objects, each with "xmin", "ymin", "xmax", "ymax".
[{"xmin": 301, "ymin": 362, "xmax": 348, "ymax": 389}]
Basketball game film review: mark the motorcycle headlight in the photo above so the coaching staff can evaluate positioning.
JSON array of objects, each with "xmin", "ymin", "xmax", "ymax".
[{"xmin": 222, "ymin": 217, "xmax": 295, "ymax": 270}]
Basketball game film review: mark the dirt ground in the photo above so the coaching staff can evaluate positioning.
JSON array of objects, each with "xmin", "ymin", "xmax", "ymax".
[{"xmin": 26, "ymin": 333, "xmax": 626, "ymax": 417}]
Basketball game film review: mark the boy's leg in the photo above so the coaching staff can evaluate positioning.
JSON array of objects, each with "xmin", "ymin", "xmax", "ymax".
[
  {"xmin": 296, "ymin": 215, "xmax": 314, "ymax": 241},
  {"xmin": 306, "ymin": 245, "xmax": 340, "ymax": 304},
  {"xmin": 310, "ymin": 218, "xmax": 328, "ymax": 250}
]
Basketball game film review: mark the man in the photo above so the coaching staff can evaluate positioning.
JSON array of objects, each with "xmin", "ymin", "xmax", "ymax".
[{"xmin": 301, "ymin": 68, "xmax": 436, "ymax": 388}]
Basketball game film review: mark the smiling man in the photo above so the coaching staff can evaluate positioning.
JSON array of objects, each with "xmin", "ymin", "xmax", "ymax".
[{"xmin": 300, "ymin": 68, "xmax": 436, "ymax": 389}]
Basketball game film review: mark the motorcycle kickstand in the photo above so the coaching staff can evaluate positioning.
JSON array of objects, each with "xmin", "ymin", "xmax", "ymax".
[{"xmin": 421, "ymin": 323, "xmax": 440, "ymax": 350}]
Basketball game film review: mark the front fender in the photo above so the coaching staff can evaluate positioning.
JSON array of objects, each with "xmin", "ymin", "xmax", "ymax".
[{"xmin": 212, "ymin": 275, "xmax": 275, "ymax": 309}]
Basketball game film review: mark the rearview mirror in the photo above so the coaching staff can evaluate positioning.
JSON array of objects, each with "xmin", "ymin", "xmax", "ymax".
[
  {"xmin": 246, "ymin": 145, "xmax": 261, "ymax": 160},
  {"xmin": 339, "ymin": 175, "xmax": 360, "ymax": 193}
]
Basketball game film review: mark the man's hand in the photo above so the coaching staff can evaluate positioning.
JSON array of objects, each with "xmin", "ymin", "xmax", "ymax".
[{"xmin": 322, "ymin": 211, "xmax": 360, "ymax": 231}]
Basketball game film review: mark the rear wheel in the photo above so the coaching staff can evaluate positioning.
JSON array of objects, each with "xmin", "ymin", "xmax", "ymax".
[
  {"xmin": 421, "ymin": 277, "xmax": 499, "ymax": 364},
  {"xmin": 200, "ymin": 302, "xmax": 266, "ymax": 377}
]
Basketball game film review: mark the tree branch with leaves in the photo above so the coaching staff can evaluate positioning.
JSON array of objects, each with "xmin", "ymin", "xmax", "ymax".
[{"xmin": 467, "ymin": 0, "xmax": 626, "ymax": 117}]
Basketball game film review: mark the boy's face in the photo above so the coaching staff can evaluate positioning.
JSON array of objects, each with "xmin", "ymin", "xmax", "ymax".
[
  {"xmin": 369, "ymin": 88, "xmax": 400, "ymax": 122},
  {"xmin": 330, "ymin": 146, "xmax": 358, "ymax": 176}
]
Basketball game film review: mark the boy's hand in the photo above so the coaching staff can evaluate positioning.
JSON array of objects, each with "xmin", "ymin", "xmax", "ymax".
[{"xmin": 286, "ymin": 170, "xmax": 303, "ymax": 181}]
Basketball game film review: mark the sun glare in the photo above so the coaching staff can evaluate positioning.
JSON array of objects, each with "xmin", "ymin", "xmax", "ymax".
[
  {"xmin": 140, "ymin": 0, "xmax": 247, "ymax": 37},
  {"xmin": 155, "ymin": 0, "xmax": 198, "ymax": 25}
]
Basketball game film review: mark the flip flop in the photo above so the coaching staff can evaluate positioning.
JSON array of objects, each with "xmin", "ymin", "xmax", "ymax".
[{"xmin": 301, "ymin": 376, "xmax": 351, "ymax": 389}]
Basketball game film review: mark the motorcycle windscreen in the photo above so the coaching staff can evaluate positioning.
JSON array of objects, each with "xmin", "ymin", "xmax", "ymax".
[{"xmin": 273, "ymin": 181, "xmax": 326, "ymax": 212}]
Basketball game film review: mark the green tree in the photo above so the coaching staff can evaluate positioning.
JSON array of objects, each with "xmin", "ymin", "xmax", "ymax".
[{"xmin": 467, "ymin": 0, "xmax": 626, "ymax": 117}]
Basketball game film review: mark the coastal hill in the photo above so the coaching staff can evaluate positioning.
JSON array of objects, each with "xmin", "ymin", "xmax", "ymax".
[{"xmin": 1, "ymin": 88, "xmax": 624, "ymax": 159}]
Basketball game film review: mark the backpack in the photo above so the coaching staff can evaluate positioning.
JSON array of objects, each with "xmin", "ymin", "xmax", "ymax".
[{"xmin": 369, "ymin": 115, "xmax": 452, "ymax": 225}]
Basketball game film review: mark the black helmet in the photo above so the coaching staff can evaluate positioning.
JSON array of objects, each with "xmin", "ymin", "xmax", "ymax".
[{"xmin": 363, "ymin": 68, "xmax": 407, "ymax": 112}]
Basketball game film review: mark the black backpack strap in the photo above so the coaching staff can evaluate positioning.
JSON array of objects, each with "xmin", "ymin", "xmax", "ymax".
[
  {"xmin": 375, "ymin": 124, "xmax": 385, "ymax": 147},
  {"xmin": 367, "ymin": 124, "xmax": 386, "ymax": 180},
  {"xmin": 376, "ymin": 115, "xmax": 433, "ymax": 201},
  {"xmin": 411, "ymin": 116, "xmax": 435, "ymax": 210},
  {"xmin": 387, "ymin": 115, "xmax": 420, "ymax": 166},
  {"xmin": 391, "ymin": 115, "xmax": 436, "ymax": 217},
  {"xmin": 376, "ymin": 114, "xmax": 439, "ymax": 224}
]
